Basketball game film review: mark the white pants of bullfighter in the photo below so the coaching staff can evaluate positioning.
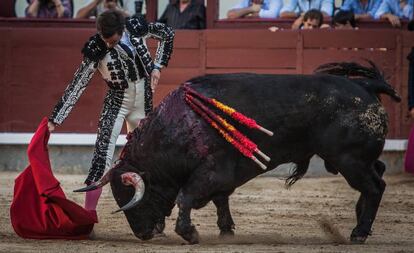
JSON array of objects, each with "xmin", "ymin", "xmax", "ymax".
[{"xmin": 85, "ymin": 78, "xmax": 146, "ymax": 184}]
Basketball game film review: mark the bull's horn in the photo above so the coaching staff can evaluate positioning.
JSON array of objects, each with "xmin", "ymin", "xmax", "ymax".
[
  {"xmin": 112, "ymin": 172, "xmax": 145, "ymax": 214},
  {"xmin": 73, "ymin": 169, "xmax": 112, "ymax": 192},
  {"xmin": 73, "ymin": 183, "xmax": 101, "ymax": 192}
]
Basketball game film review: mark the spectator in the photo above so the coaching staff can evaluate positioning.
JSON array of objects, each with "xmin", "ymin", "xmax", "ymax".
[
  {"xmin": 340, "ymin": 0, "xmax": 382, "ymax": 20},
  {"xmin": 333, "ymin": 10, "xmax": 356, "ymax": 29},
  {"xmin": 227, "ymin": 0, "xmax": 283, "ymax": 19},
  {"xmin": 375, "ymin": 0, "xmax": 413, "ymax": 27},
  {"xmin": 26, "ymin": 0, "xmax": 72, "ymax": 18},
  {"xmin": 75, "ymin": 0, "xmax": 129, "ymax": 19},
  {"xmin": 280, "ymin": 0, "xmax": 333, "ymax": 19},
  {"xmin": 292, "ymin": 9, "xmax": 324, "ymax": 29},
  {"xmin": 158, "ymin": 0, "xmax": 206, "ymax": 29}
]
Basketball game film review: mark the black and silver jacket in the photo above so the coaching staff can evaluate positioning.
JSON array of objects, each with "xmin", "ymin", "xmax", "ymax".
[{"xmin": 49, "ymin": 16, "xmax": 175, "ymax": 125}]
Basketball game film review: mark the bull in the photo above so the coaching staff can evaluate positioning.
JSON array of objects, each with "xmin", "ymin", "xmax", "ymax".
[{"xmin": 76, "ymin": 62, "xmax": 401, "ymax": 244}]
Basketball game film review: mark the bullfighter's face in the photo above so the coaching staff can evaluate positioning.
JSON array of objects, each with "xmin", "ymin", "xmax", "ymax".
[
  {"xmin": 110, "ymin": 168, "xmax": 157, "ymax": 240},
  {"xmin": 100, "ymin": 32, "xmax": 122, "ymax": 48}
]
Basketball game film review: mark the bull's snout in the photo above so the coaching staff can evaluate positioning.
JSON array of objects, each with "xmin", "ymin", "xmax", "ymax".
[{"xmin": 134, "ymin": 231, "xmax": 154, "ymax": 241}]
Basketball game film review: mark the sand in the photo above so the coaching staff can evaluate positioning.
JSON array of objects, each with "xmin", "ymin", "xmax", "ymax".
[{"xmin": 1, "ymin": 172, "xmax": 414, "ymax": 253}]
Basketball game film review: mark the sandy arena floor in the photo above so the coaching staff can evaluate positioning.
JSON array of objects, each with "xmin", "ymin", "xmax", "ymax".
[{"xmin": 1, "ymin": 172, "xmax": 414, "ymax": 253}]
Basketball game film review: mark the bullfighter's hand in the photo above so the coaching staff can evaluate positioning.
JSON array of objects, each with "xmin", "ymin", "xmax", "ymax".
[
  {"xmin": 151, "ymin": 69, "xmax": 161, "ymax": 93},
  {"xmin": 47, "ymin": 121, "xmax": 56, "ymax": 132}
]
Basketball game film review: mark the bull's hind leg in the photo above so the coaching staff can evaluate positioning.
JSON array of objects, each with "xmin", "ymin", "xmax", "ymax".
[
  {"xmin": 213, "ymin": 193, "xmax": 235, "ymax": 236},
  {"xmin": 339, "ymin": 160, "xmax": 386, "ymax": 243},
  {"xmin": 355, "ymin": 160, "xmax": 386, "ymax": 224}
]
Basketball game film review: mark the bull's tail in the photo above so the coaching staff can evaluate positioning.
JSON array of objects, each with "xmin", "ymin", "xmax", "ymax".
[
  {"xmin": 285, "ymin": 159, "xmax": 310, "ymax": 188},
  {"xmin": 353, "ymin": 78, "xmax": 401, "ymax": 102},
  {"xmin": 314, "ymin": 61, "xmax": 401, "ymax": 102}
]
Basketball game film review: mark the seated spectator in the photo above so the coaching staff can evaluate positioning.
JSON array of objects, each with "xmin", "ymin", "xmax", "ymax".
[
  {"xmin": 340, "ymin": 0, "xmax": 382, "ymax": 20},
  {"xmin": 333, "ymin": 10, "xmax": 357, "ymax": 29},
  {"xmin": 280, "ymin": 0, "xmax": 333, "ymax": 19},
  {"xmin": 227, "ymin": 0, "xmax": 283, "ymax": 19},
  {"xmin": 292, "ymin": 9, "xmax": 325, "ymax": 29},
  {"xmin": 375, "ymin": 0, "xmax": 413, "ymax": 27},
  {"xmin": 75, "ymin": 0, "xmax": 129, "ymax": 19},
  {"xmin": 158, "ymin": 0, "xmax": 206, "ymax": 29},
  {"xmin": 26, "ymin": 0, "xmax": 72, "ymax": 18},
  {"xmin": 281, "ymin": 0, "xmax": 333, "ymax": 30}
]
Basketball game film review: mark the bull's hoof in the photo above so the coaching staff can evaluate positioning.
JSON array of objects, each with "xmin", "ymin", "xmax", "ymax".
[
  {"xmin": 175, "ymin": 225, "xmax": 199, "ymax": 244},
  {"xmin": 153, "ymin": 232, "xmax": 167, "ymax": 238},
  {"xmin": 350, "ymin": 235, "xmax": 367, "ymax": 244},
  {"xmin": 134, "ymin": 232, "xmax": 154, "ymax": 241},
  {"xmin": 219, "ymin": 230, "xmax": 235, "ymax": 237},
  {"xmin": 188, "ymin": 230, "xmax": 200, "ymax": 245},
  {"xmin": 350, "ymin": 228, "xmax": 368, "ymax": 244},
  {"xmin": 154, "ymin": 221, "xmax": 166, "ymax": 234}
]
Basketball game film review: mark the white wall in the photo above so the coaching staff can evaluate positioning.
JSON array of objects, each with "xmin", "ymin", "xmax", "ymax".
[{"xmin": 158, "ymin": 0, "xmax": 169, "ymax": 18}]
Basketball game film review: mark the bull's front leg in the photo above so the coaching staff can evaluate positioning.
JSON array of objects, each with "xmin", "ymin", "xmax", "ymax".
[
  {"xmin": 175, "ymin": 193, "xmax": 199, "ymax": 244},
  {"xmin": 213, "ymin": 194, "xmax": 235, "ymax": 236}
]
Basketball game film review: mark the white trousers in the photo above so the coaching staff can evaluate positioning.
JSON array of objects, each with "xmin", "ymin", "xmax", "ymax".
[{"xmin": 86, "ymin": 78, "xmax": 146, "ymax": 184}]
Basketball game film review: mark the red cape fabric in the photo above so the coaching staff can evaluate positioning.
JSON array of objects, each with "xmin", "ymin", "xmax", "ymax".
[
  {"xmin": 405, "ymin": 125, "xmax": 414, "ymax": 174},
  {"xmin": 10, "ymin": 117, "xmax": 97, "ymax": 239}
]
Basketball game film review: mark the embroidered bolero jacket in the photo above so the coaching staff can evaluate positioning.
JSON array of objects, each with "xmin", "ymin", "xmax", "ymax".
[{"xmin": 49, "ymin": 16, "xmax": 175, "ymax": 125}]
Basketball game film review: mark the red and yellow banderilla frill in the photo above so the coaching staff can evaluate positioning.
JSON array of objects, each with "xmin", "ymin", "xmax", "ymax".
[
  {"xmin": 184, "ymin": 85, "xmax": 274, "ymax": 136},
  {"xmin": 184, "ymin": 85, "xmax": 273, "ymax": 170}
]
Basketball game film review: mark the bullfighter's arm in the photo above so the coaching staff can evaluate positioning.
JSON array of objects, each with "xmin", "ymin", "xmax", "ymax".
[
  {"xmin": 49, "ymin": 34, "xmax": 107, "ymax": 125},
  {"xmin": 146, "ymin": 22, "xmax": 175, "ymax": 69}
]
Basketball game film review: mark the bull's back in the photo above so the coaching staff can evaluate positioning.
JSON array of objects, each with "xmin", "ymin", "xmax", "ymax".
[
  {"xmin": 185, "ymin": 73, "xmax": 381, "ymax": 130},
  {"xmin": 149, "ymin": 73, "xmax": 388, "ymax": 180}
]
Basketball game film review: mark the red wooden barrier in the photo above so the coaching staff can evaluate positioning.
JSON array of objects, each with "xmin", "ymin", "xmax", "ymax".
[{"xmin": 0, "ymin": 20, "xmax": 412, "ymax": 139}]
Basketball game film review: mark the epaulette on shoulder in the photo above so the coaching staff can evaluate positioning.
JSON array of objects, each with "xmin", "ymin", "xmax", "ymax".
[
  {"xmin": 126, "ymin": 15, "xmax": 148, "ymax": 37},
  {"xmin": 81, "ymin": 34, "xmax": 108, "ymax": 62}
]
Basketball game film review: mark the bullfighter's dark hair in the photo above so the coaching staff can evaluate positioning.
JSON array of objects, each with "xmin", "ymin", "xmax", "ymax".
[
  {"xmin": 314, "ymin": 60, "xmax": 401, "ymax": 102},
  {"xmin": 97, "ymin": 10, "xmax": 126, "ymax": 39},
  {"xmin": 333, "ymin": 10, "xmax": 356, "ymax": 28},
  {"xmin": 303, "ymin": 9, "xmax": 324, "ymax": 27}
]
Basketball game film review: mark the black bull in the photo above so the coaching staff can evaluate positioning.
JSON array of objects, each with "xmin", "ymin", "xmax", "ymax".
[{"xmin": 77, "ymin": 62, "xmax": 401, "ymax": 244}]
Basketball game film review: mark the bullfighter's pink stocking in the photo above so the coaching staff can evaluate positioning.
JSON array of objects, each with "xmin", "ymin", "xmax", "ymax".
[{"xmin": 84, "ymin": 188, "xmax": 102, "ymax": 211}]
